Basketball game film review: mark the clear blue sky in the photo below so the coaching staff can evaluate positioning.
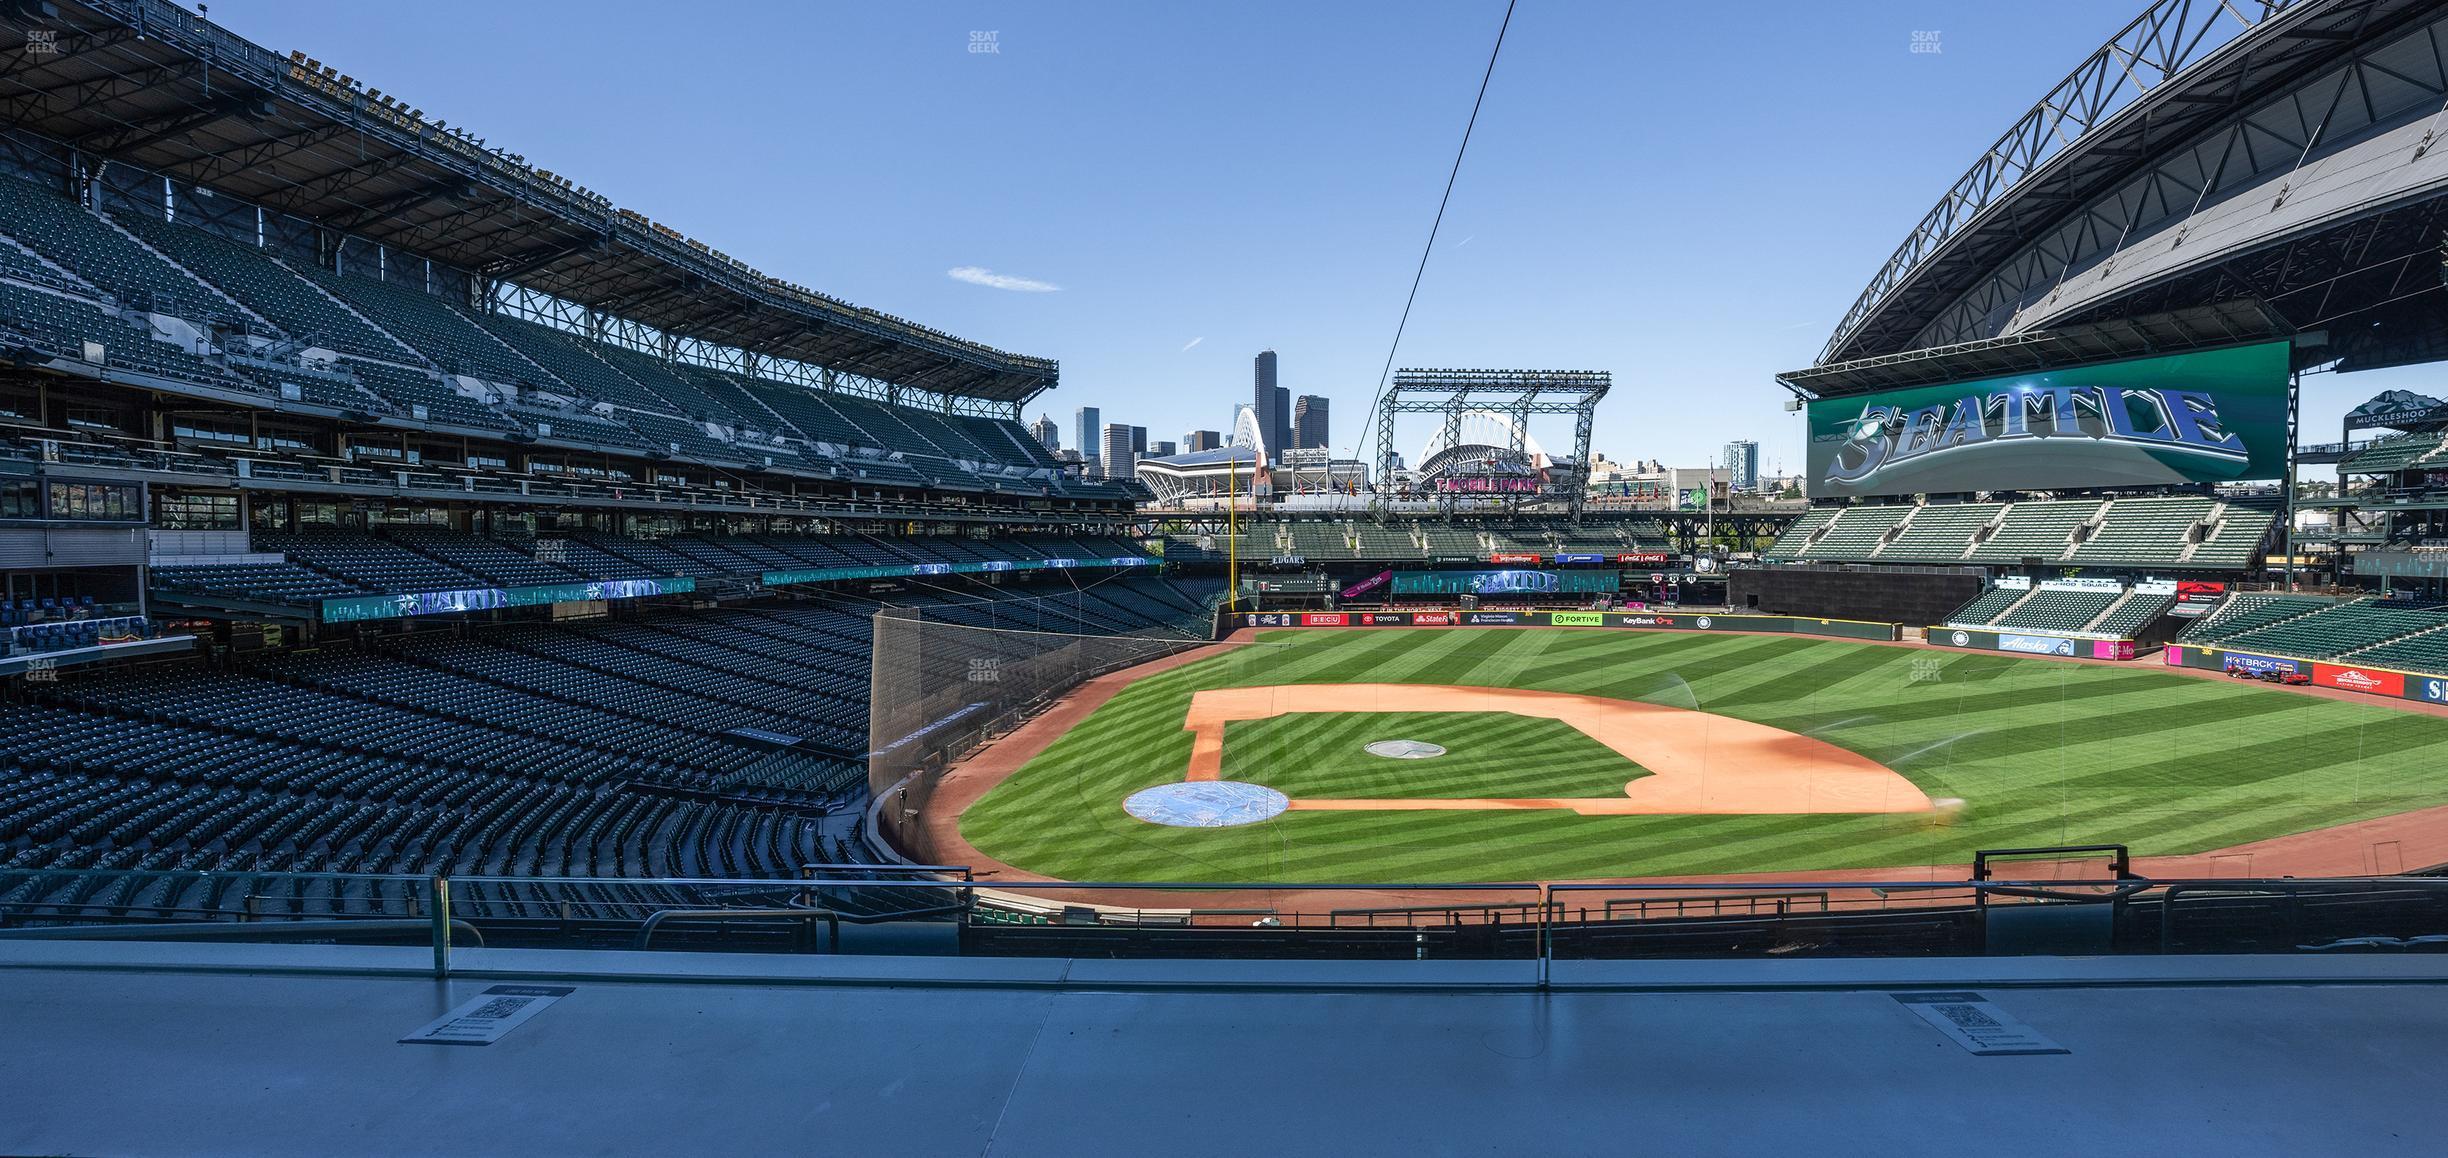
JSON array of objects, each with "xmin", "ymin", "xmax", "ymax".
[{"xmin": 207, "ymin": 1, "xmax": 2414, "ymax": 473}]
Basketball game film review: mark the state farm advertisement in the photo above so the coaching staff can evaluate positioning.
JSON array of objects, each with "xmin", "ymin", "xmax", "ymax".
[
  {"xmin": 2312, "ymin": 663, "xmax": 2404, "ymax": 697},
  {"xmin": 1410, "ymin": 612, "xmax": 1455, "ymax": 626}
]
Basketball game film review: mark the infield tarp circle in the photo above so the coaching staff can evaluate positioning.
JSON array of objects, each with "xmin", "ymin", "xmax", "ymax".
[
  {"xmin": 1364, "ymin": 739, "xmax": 1448, "ymax": 759},
  {"xmin": 1124, "ymin": 781, "xmax": 1290, "ymax": 827}
]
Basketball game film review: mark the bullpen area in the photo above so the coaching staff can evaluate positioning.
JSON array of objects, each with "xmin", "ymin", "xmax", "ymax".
[{"xmin": 946, "ymin": 626, "xmax": 2448, "ymax": 883}]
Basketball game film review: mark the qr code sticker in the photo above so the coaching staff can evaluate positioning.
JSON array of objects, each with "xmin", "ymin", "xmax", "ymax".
[
  {"xmin": 1935, "ymin": 1003, "xmax": 2001, "ymax": 1029},
  {"xmin": 466, "ymin": 997, "xmax": 532, "ymax": 1021}
]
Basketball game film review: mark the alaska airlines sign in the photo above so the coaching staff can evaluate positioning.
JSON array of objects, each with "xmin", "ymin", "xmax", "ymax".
[{"xmin": 1804, "ymin": 341, "xmax": 2289, "ymax": 499}]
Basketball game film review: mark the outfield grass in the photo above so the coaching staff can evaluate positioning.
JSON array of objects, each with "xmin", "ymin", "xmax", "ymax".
[
  {"xmin": 1220, "ymin": 711, "xmax": 1650, "ymax": 799},
  {"xmin": 958, "ymin": 628, "xmax": 2448, "ymax": 882}
]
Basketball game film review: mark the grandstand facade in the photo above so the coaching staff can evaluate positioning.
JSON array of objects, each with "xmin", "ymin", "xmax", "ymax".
[{"xmin": 0, "ymin": 0, "xmax": 1223, "ymax": 916}]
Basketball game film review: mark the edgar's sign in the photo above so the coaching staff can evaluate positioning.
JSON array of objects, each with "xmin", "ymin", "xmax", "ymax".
[{"xmin": 1805, "ymin": 341, "xmax": 2288, "ymax": 499}]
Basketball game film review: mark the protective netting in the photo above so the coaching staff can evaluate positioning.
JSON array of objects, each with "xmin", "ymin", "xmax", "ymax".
[{"xmin": 866, "ymin": 608, "xmax": 1216, "ymax": 863}]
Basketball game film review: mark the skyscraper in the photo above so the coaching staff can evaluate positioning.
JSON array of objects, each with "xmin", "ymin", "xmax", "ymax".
[
  {"xmin": 1253, "ymin": 351, "xmax": 1282, "ymax": 463},
  {"xmin": 1030, "ymin": 414, "xmax": 1059, "ymax": 452},
  {"xmin": 1293, "ymin": 394, "xmax": 1329, "ymax": 449},
  {"xmin": 1721, "ymin": 439, "xmax": 1761, "ymax": 493},
  {"xmin": 1184, "ymin": 429, "xmax": 1222, "ymax": 453},
  {"xmin": 1075, "ymin": 406, "xmax": 1101, "ymax": 471},
  {"xmin": 1272, "ymin": 386, "xmax": 1291, "ymax": 460},
  {"xmin": 1101, "ymin": 423, "xmax": 1135, "ymax": 480},
  {"xmin": 1130, "ymin": 426, "xmax": 1147, "ymax": 456},
  {"xmin": 1148, "ymin": 440, "xmax": 1177, "ymax": 458}
]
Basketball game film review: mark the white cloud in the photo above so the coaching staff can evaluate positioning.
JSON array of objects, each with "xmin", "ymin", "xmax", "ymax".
[
  {"xmin": 1180, "ymin": 336, "xmax": 1204, "ymax": 352},
  {"xmin": 947, "ymin": 266, "xmax": 1060, "ymax": 292}
]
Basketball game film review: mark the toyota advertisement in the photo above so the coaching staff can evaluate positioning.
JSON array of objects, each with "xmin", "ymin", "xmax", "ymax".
[{"xmin": 1804, "ymin": 340, "xmax": 2290, "ymax": 499}]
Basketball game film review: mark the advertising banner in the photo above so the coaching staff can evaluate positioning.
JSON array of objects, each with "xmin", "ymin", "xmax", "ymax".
[
  {"xmin": 2172, "ymin": 580, "xmax": 2228, "ymax": 618},
  {"xmin": 2220, "ymin": 652, "xmax": 2302, "ymax": 675},
  {"xmin": 1340, "ymin": 570, "xmax": 1393, "ymax": 600},
  {"xmin": 1804, "ymin": 340, "xmax": 2291, "ymax": 498},
  {"xmin": 2411, "ymin": 675, "xmax": 2448, "ymax": 704},
  {"xmin": 2091, "ymin": 639, "xmax": 2137, "ymax": 660},
  {"xmin": 1488, "ymin": 552, "xmax": 1542, "ymax": 564},
  {"xmin": 1554, "ymin": 553, "xmax": 1608, "ymax": 565},
  {"xmin": 321, "ymin": 577, "xmax": 696, "ymax": 624},
  {"xmin": 2312, "ymin": 663, "xmax": 2405, "ymax": 696},
  {"xmin": 1997, "ymin": 632, "xmax": 2080, "ymax": 656},
  {"xmin": 1392, "ymin": 570, "xmax": 1619, "ymax": 596},
  {"xmin": 1618, "ymin": 552, "xmax": 1671, "ymax": 565},
  {"xmin": 1227, "ymin": 611, "xmax": 1898, "ymax": 640}
]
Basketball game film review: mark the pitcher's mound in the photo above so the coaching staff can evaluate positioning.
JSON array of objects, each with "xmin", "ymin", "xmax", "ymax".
[
  {"xmin": 1364, "ymin": 739, "xmax": 1448, "ymax": 759},
  {"xmin": 1123, "ymin": 781, "xmax": 1289, "ymax": 827}
]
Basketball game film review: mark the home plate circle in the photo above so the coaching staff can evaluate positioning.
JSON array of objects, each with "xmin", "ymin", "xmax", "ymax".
[
  {"xmin": 1123, "ymin": 781, "xmax": 1290, "ymax": 827},
  {"xmin": 1364, "ymin": 739, "xmax": 1447, "ymax": 759}
]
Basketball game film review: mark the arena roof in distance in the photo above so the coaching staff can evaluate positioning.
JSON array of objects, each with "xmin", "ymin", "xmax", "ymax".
[
  {"xmin": 1821, "ymin": 0, "xmax": 2445, "ymax": 370},
  {"xmin": 1779, "ymin": 301, "xmax": 2296, "ymax": 400},
  {"xmin": 0, "ymin": 0, "xmax": 1056, "ymax": 403}
]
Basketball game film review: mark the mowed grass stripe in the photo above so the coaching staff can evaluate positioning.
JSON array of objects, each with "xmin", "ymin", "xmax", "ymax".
[{"xmin": 958, "ymin": 629, "xmax": 2448, "ymax": 882}]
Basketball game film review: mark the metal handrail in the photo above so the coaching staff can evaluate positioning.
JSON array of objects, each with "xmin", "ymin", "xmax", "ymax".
[{"xmin": 5, "ymin": 869, "xmax": 2448, "ymax": 979}]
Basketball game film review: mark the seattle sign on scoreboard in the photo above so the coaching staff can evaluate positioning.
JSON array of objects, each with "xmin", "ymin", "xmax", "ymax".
[{"xmin": 1805, "ymin": 340, "xmax": 2289, "ymax": 499}]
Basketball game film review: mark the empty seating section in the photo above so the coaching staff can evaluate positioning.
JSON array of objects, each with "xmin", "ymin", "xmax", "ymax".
[
  {"xmin": 2214, "ymin": 599, "xmax": 2448, "ymax": 660},
  {"xmin": 1421, "ymin": 527, "xmax": 1484, "ymax": 555},
  {"xmin": 2341, "ymin": 626, "xmax": 2448, "ymax": 673},
  {"xmin": 151, "ymin": 561, "xmax": 361, "ymax": 605},
  {"xmin": 1963, "ymin": 501, "xmax": 2095, "ymax": 562},
  {"xmin": 0, "ymin": 175, "xmax": 228, "ymax": 315},
  {"xmin": 2178, "ymin": 594, "xmax": 2334, "ymax": 643},
  {"xmin": 2188, "ymin": 503, "xmax": 2279, "ymax": 569},
  {"xmin": 1995, "ymin": 589, "xmax": 2119, "ymax": 633},
  {"xmin": 1285, "ymin": 523, "xmax": 1351, "ymax": 560},
  {"xmin": 256, "ymin": 530, "xmax": 484, "ymax": 594},
  {"xmin": 0, "ymin": 177, "xmax": 1079, "ymax": 500},
  {"xmin": 0, "ymin": 578, "xmax": 1214, "ymax": 915},
  {"xmin": 2341, "ymin": 432, "xmax": 2448, "ymax": 474},
  {"xmin": 1799, "ymin": 506, "xmax": 1908, "ymax": 558},
  {"xmin": 1763, "ymin": 508, "xmax": 1837, "ymax": 560},
  {"xmin": 107, "ymin": 210, "xmax": 414, "ymax": 359},
  {"xmin": 379, "ymin": 528, "xmax": 580, "ymax": 587},
  {"xmin": 2071, "ymin": 497, "xmax": 2214, "ymax": 565},
  {"xmin": 0, "ymin": 282, "xmax": 235, "ymax": 385},
  {"xmin": 339, "ymin": 356, "xmax": 516, "ymax": 431},
  {"xmin": 1353, "ymin": 525, "xmax": 1421, "ymax": 559},
  {"xmin": 1945, "ymin": 587, "xmax": 2026, "ymax": 625},
  {"xmin": 2089, "ymin": 591, "xmax": 2175, "ymax": 637},
  {"xmin": 308, "ymin": 270, "xmax": 536, "ymax": 383},
  {"xmin": 1877, "ymin": 503, "xmax": 2001, "ymax": 561},
  {"xmin": 475, "ymin": 314, "xmax": 670, "ymax": 412}
]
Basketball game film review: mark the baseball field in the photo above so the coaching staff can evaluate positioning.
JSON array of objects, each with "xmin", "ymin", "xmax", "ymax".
[{"xmin": 952, "ymin": 627, "xmax": 2448, "ymax": 883}]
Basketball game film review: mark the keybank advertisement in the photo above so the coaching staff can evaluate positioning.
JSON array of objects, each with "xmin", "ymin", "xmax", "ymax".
[{"xmin": 1805, "ymin": 340, "xmax": 2289, "ymax": 499}]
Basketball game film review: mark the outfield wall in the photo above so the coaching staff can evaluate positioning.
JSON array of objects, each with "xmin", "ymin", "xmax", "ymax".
[
  {"xmin": 1924, "ymin": 626, "xmax": 2139, "ymax": 661},
  {"xmin": 1223, "ymin": 609, "xmax": 1900, "ymax": 641},
  {"xmin": 2163, "ymin": 642, "xmax": 2448, "ymax": 705}
]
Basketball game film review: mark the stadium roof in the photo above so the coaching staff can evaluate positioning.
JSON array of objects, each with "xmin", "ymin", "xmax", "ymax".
[
  {"xmin": 1822, "ymin": 0, "xmax": 2436, "ymax": 365},
  {"xmin": 0, "ymin": 0, "xmax": 1057, "ymax": 403},
  {"xmin": 1779, "ymin": 301, "xmax": 2294, "ymax": 399}
]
